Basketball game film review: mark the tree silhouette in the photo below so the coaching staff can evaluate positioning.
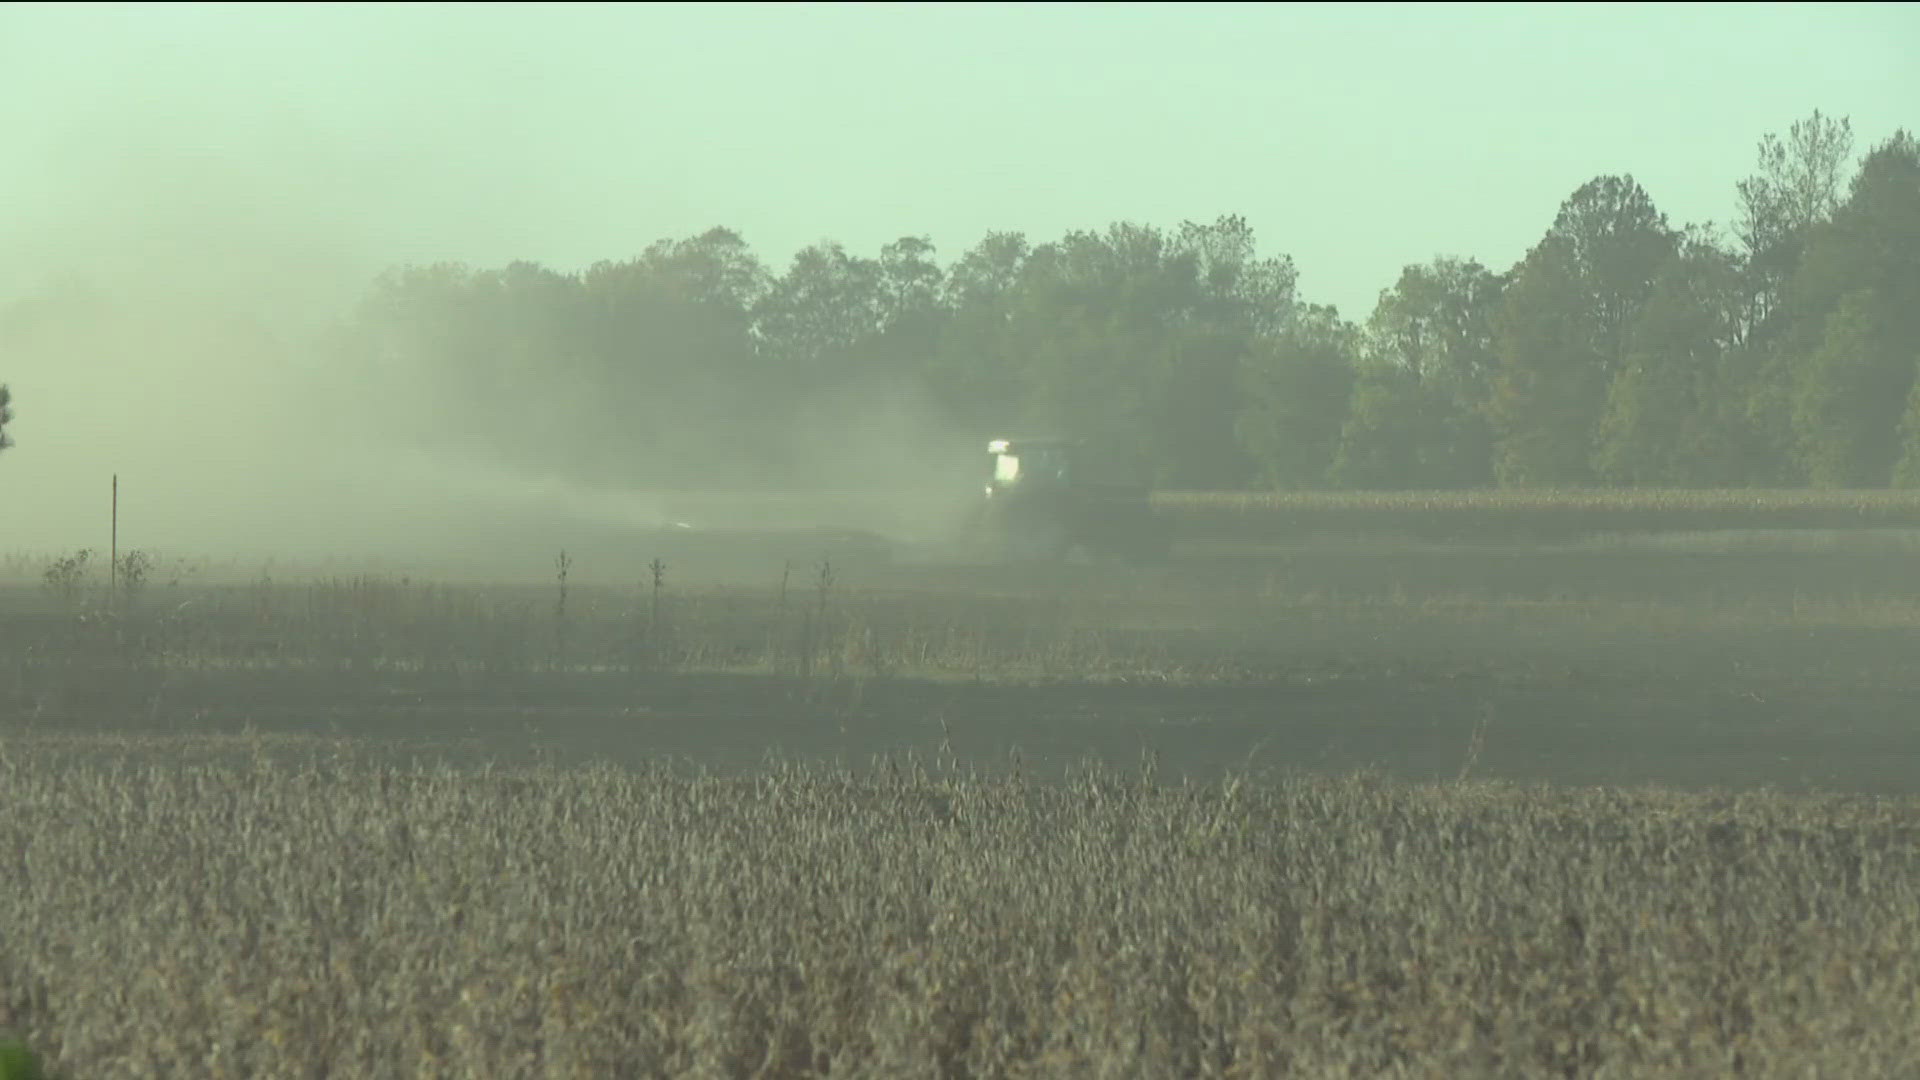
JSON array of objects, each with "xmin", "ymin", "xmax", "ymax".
[{"xmin": 322, "ymin": 113, "xmax": 1919, "ymax": 493}]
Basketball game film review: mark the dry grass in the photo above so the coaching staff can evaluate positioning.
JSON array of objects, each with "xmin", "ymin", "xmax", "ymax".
[
  {"xmin": 0, "ymin": 573, "xmax": 1188, "ymax": 686},
  {"xmin": 0, "ymin": 737, "xmax": 1916, "ymax": 1077},
  {"xmin": 7, "ymin": 552, "xmax": 1920, "ymax": 708}
]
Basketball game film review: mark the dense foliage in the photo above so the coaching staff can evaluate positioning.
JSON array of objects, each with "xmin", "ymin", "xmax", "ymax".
[
  {"xmin": 6, "ymin": 113, "xmax": 1912, "ymax": 491},
  {"xmin": 324, "ymin": 112, "xmax": 1916, "ymax": 491}
]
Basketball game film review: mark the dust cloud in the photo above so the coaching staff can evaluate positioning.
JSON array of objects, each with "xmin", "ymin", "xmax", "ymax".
[
  {"xmin": 0, "ymin": 22, "xmax": 976, "ymax": 583},
  {"xmin": 2, "ymin": 270, "xmax": 977, "ymax": 581}
]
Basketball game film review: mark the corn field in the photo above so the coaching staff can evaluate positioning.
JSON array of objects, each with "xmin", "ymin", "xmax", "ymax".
[{"xmin": 1156, "ymin": 487, "xmax": 1920, "ymax": 542}]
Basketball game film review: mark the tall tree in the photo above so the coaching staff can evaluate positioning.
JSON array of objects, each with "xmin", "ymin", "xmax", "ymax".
[
  {"xmin": 1335, "ymin": 258, "xmax": 1502, "ymax": 487},
  {"xmin": 878, "ymin": 237, "xmax": 943, "ymax": 322},
  {"xmin": 1331, "ymin": 366, "xmax": 1448, "ymax": 489},
  {"xmin": 875, "ymin": 235, "xmax": 947, "ymax": 367},
  {"xmin": 1001, "ymin": 219, "xmax": 1297, "ymax": 486},
  {"xmin": 927, "ymin": 232, "xmax": 1031, "ymax": 436},
  {"xmin": 1489, "ymin": 175, "xmax": 1677, "ymax": 483},
  {"xmin": 0, "ymin": 384, "xmax": 12, "ymax": 454},
  {"xmin": 1153, "ymin": 216, "xmax": 1297, "ymax": 486},
  {"xmin": 1724, "ymin": 115, "xmax": 1859, "ymax": 481},
  {"xmin": 1013, "ymin": 223, "xmax": 1196, "ymax": 469},
  {"xmin": 1172, "ymin": 214, "xmax": 1297, "ymax": 337},
  {"xmin": 1155, "ymin": 326, "xmax": 1258, "ymax": 487},
  {"xmin": 639, "ymin": 226, "xmax": 772, "ymax": 314},
  {"xmin": 1593, "ymin": 229, "xmax": 1750, "ymax": 484},
  {"xmin": 1795, "ymin": 292, "xmax": 1910, "ymax": 485},
  {"xmin": 578, "ymin": 232, "xmax": 769, "ymax": 480},
  {"xmin": 1236, "ymin": 305, "xmax": 1358, "ymax": 488},
  {"xmin": 1892, "ymin": 353, "xmax": 1920, "ymax": 488},
  {"xmin": 1736, "ymin": 110, "xmax": 1854, "ymax": 334},
  {"xmin": 753, "ymin": 242, "xmax": 888, "ymax": 393},
  {"xmin": 1790, "ymin": 132, "xmax": 1920, "ymax": 485}
]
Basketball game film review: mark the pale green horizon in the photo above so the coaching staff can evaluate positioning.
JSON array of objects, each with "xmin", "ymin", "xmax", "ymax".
[{"xmin": 3, "ymin": 2, "xmax": 1912, "ymax": 316}]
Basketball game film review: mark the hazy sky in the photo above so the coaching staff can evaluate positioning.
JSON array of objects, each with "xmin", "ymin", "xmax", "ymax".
[
  {"xmin": 0, "ymin": 2, "xmax": 1913, "ymax": 566},
  {"xmin": 3, "ymin": 2, "xmax": 1913, "ymax": 315}
]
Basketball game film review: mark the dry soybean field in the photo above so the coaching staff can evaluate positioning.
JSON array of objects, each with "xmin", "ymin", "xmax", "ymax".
[{"xmin": 5, "ymin": 518, "xmax": 1920, "ymax": 1075}]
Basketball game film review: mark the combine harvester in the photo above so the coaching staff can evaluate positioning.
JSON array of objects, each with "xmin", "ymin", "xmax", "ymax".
[
  {"xmin": 602, "ymin": 436, "xmax": 1173, "ymax": 577},
  {"xmin": 968, "ymin": 436, "xmax": 1172, "ymax": 564}
]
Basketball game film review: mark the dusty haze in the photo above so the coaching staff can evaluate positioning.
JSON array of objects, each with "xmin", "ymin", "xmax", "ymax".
[
  {"xmin": 2, "ymin": 3, "xmax": 1910, "ymax": 575},
  {"xmin": 0, "ymin": 13, "xmax": 980, "ymax": 577}
]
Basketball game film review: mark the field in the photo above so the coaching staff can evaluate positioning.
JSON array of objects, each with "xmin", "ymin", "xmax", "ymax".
[
  {"xmin": 4, "ymin": 742, "xmax": 1919, "ymax": 1076},
  {"xmin": 5, "ymin": 502, "xmax": 1920, "ymax": 1074},
  {"xmin": 1157, "ymin": 486, "xmax": 1920, "ymax": 542}
]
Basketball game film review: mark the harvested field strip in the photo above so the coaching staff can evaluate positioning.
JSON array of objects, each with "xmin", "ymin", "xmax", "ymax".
[
  {"xmin": 2, "ymin": 744, "xmax": 1918, "ymax": 1076},
  {"xmin": 1157, "ymin": 487, "xmax": 1920, "ymax": 540}
]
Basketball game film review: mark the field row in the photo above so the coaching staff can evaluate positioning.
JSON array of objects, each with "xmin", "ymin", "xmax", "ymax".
[{"xmin": 1155, "ymin": 487, "xmax": 1920, "ymax": 540}]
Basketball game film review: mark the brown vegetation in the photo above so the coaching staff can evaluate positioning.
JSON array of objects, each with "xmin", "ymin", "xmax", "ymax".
[
  {"xmin": 0, "ymin": 737, "xmax": 1915, "ymax": 1076},
  {"xmin": 5, "ymin": 529, "xmax": 1920, "ymax": 1074}
]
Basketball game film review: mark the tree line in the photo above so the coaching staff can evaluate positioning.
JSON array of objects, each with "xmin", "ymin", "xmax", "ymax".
[{"xmin": 335, "ymin": 111, "xmax": 1917, "ymax": 490}]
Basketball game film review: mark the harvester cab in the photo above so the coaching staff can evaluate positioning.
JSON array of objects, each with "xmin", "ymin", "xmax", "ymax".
[
  {"xmin": 975, "ymin": 437, "xmax": 1171, "ymax": 564},
  {"xmin": 985, "ymin": 437, "xmax": 1077, "ymax": 495}
]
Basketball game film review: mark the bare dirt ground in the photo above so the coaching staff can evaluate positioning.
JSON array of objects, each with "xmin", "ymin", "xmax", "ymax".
[
  {"xmin": 26, "ymin": 665, "xmax": 1920, "ymax": 793},
  {"xmin": 12, "ymin": 539, "xmax": 1920, "ymax": 794}
]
